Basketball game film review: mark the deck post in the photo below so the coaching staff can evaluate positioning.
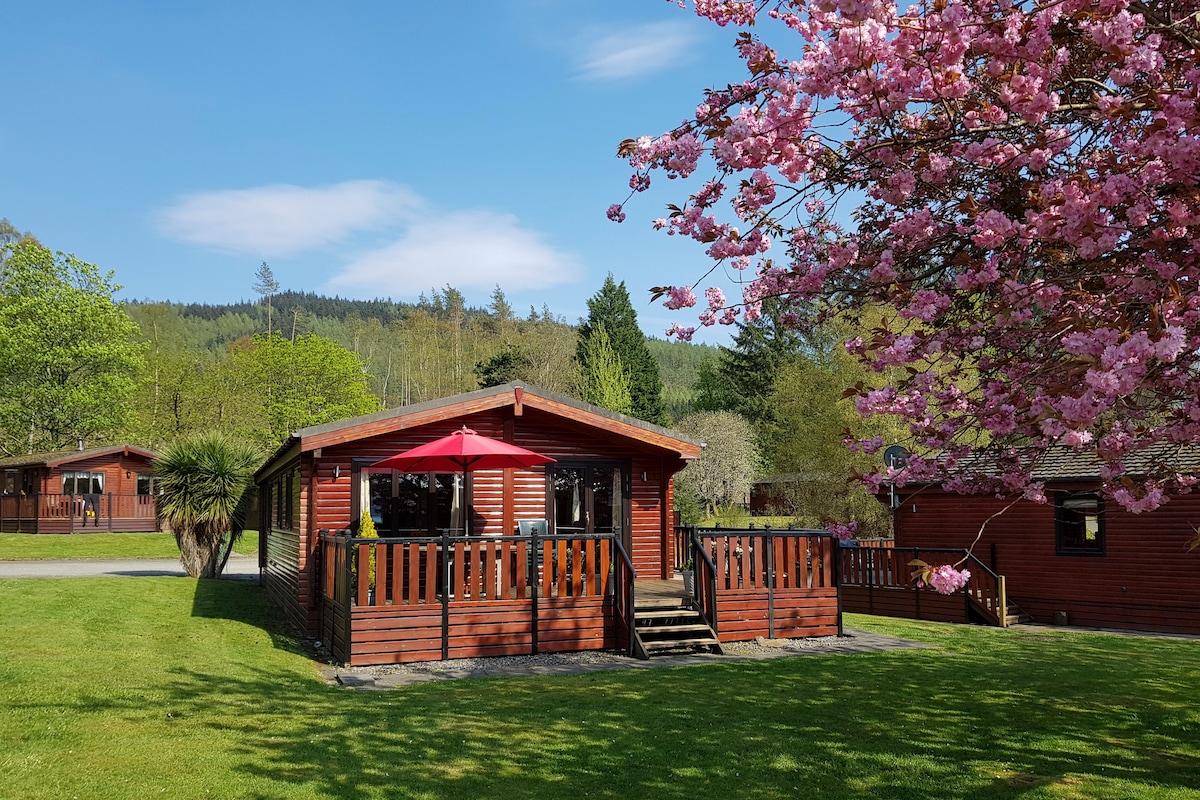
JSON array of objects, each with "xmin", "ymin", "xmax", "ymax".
[
  {"xmin": 343, "ymin": 532, "xmax": 354, "ymax": 663},
  {"xmin": 913, "ymin": 547, "xmax": 921, "ymax": 620},
  {"xmin": 765, "ymin": 528, "xmax": 775, "ymax": 638},
  {"xmin": 441, "ymin": 529, "xmax": 450, "ymax": 661},
  {"xmin": 832, "ymin": 534, "xmax": 843, "ymax": 636},
  {"xmin": 107, "ymin": 493, "xmax": 113, "ymax": 532},
  {"xmin": 998, "ymin": 575, "xmax": 1008, "ymax": 628},
  {"xmin": 530, "ymin": 527, "xmax": 539, "ymax": 655}
]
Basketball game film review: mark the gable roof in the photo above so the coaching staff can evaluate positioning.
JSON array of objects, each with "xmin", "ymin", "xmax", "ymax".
[
  {"xmin": 0, "ymin": 445, "xmax": 158, "ymax": 470},
  {"xmin": 1025, "ymin": 444, "xmax": 1200, "ymax": 482},
  {"xmin": 897, "ymin": 443, "xmax": 1200, "ymax": 489},
  {"xmin": 257, "ymin": 382, "xmax": 702, "ymax": 479}
]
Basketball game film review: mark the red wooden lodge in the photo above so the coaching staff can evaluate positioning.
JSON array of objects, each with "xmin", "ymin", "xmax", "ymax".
[
  {"xmin": 840, "ymin": 447, "xmax": 1200, "ymax": 635},
  {"xmin": 0, "ymin": 445, "xmax": 160, "ymax": 533},
  {"xmin": 255, "ymin": 383, "xmax": 843, "ymax": 666}
]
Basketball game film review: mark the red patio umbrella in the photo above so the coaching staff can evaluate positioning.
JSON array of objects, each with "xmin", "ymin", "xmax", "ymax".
[{"xmin": 370, "ymin": 426, "xmax": 555, "ymax": 535}]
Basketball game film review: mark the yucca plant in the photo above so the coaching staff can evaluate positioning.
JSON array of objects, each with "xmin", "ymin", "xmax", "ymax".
[{"xmin": 155, "ymin": 432, "xmax": 260, "ymax": 578}]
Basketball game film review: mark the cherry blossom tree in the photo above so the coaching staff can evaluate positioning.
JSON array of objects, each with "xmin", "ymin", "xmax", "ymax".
[{"xmin": 615, "ymin": 0, "xmax": 1200, "ymax": 518}]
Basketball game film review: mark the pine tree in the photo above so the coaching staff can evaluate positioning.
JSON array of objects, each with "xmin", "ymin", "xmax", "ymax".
[
  {"xmin": 576, "ymin": 274, "xmax": 667, "ymax": 425},
  {"xmin": 696, "ymin": 298, "xmax": 806, "ymax": 432},
  {"xmin": 577, "ymin": 327, "xmax": 633, "ymax": 415},
  {"xmin": 252, "ymin": 262, "xmax": 280, "ymax": 334}
]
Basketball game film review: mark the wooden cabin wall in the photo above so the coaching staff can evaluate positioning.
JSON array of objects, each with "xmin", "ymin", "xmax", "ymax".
[
  {"xmin": 261, "ymin": 457, "xmax": 317, "ymax": 636},
  {"xmin": 41, "ymin": 453, "xmax": 155, "ymax": 497},
  {"xmin": 309, "ymin": 407, "xmax": 685, "ymax": 580},
  {"xmin": 893, "ymin": 489, "xmax": 1200, "ymax": 633}
]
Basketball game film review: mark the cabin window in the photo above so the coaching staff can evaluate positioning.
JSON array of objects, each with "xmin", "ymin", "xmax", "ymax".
[
  {"xmin": 267, "ymin": 468, "xmax": 299, "ymax": 532},
  {"xmin": 62, "ymin": 471, "xmax": 104, "ymax": 495},
  {"xmin": 359, "ymin": 468, "xmax": 465, "ymax": 535},
  {"xmin": 1055, "ymin": 494, "xmax": 1105, "ymax": 555},
  {"xmin": 136, "ymin": 474, "xmax": 156, "ymax": 496},
  {"xmin": 2, "ymin": 470, "xmax": 16, "ymax": 495}
]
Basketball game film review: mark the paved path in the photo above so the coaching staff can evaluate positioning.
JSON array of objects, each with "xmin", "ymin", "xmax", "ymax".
[{"xmin": 0, "ymin": 555, "xmax": 260, "ymax": 579}]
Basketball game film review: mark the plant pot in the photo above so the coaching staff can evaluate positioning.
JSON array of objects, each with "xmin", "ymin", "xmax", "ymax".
[{"xmin": 681, "ymin": 570, "xmax": 695, "ymax": 595}]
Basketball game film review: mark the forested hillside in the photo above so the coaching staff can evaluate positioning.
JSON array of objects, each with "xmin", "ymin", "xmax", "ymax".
[{"xmin": 122, "ymin": 286, "xmax": 716, "ymax": 446}]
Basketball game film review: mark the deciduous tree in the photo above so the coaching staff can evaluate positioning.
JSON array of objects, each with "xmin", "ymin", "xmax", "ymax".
[
  {"xmin": 0, "ymin": 241, "xmax": 144, "ymax": 454},
  {"xmin": 225, "ymin": 334, "xmax": 380, "ymax": 449},
  {"xmin": 674, "ymin": 411, "xmax": 760, "ymax": 517},
  {"xmin": 616, "ymin": 0, "xmax": 1200, "ymax": 512}
]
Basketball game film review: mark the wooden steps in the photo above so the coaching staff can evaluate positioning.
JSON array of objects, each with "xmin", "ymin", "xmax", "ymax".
[
  {"xmin": 633, "ymin": 600, "xmax": 722, "ymax": 657},
  {"xmin": 1004, "ymin": 605, "xmax": 1033, "ymax": 626}
]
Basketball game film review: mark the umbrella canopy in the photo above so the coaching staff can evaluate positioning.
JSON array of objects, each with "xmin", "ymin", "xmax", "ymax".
[
  {"xmin": 370, "ymin": 427, "xmax": 555, "ymax": 536},
  {"xmin": 370, "ymin": 426, "xmax": 556, "ymax": 474}
]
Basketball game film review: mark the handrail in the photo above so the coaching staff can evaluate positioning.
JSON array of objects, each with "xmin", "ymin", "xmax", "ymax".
[
  {"xmin": 838, "ymin": 542, "xmax": 1014, "ymax": 627},
  {"xmin": 689, "ymin": 526, "xmax": 719, "ymax": 636},
  {"xmin": 960, "ymin": 550, "xmax": 1009, "ymax": 626},
  {"xmin": 610, "ymin": 535, "xmax": 640, "ymax": 658}
]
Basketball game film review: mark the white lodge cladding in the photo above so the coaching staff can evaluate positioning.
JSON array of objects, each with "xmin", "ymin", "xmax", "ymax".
[{"xmin": 255, "ymin": 382, "xmax": 709, "ymax": 664}]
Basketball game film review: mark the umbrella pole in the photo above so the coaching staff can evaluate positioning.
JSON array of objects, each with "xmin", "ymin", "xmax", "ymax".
[{"xmin": 462, "ymin": 469, "xmax": 469, "ymax": 537}]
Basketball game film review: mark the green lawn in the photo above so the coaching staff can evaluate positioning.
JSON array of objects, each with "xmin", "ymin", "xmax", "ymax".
[
  {"xmin": 0, "ymin": 531, "xmax": 258, "ymax": 560},
  {"xmin": 1, "ymin": 579, "xmax": 1198, "ymax": 799}
]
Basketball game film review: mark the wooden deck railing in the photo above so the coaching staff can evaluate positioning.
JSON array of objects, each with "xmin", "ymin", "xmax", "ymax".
[
  {"xmin": 839, "ymin": 544, "xmax": 1009, "ymax": 626},
  {"xmin": 319, "ymin": 529, "xmax": 635, "ymax": 664},
  {"xmin": 0, "ymin": 493, "xmax": 157, "ymax": 533},
  {"xmin": 681, "ymin": 526, "xmax": 842, "ymax": 641}
]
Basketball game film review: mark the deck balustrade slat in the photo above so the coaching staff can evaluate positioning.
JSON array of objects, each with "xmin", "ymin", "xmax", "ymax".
[
  {"xmin": 516, "ymin": 540, "xmax": 527, "ymax": 599},
  {"xmin": 403, "ymin": 543, "xmax": 417, "ymax": 604},
  {"xmin": 424, "ymin": 543, "xmax": 438, "ymax": 604},
  {"xmin": 356, "ymin": 544, "xmax": 371, "ymax": 606},
  {"xmin": 571, "ymin": 539, "xmax": 583, "ymax": 596},
  {"xmin": 556, "ymin": 539, "xmax": 567, "ymax": 598},
  {"xmin": 469, "ymin": 542, "xmax": 482, "ymax": 600},
  {"xmin": 453, "ymin": 542, "xmax": 465, "ymax": 600},
  {"xmin": 597, "ymin": 539, "xmax": 609, "ymax": 596},
  {"xmin": 484, "ymin": 540, "xmax": 498, "ymax": 601}
]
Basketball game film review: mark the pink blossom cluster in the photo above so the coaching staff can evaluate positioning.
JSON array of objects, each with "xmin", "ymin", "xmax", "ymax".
[
  {"xmin": 826, "ymin": 520, "xmax": 859, "ymax": 540},
  {"xmin": 919, "ymin": 564, "xmax": 972, "ymax": 595},
  {"xmin": 617, "ymin": 0, "xmax": 1200, "ymax": 512}
]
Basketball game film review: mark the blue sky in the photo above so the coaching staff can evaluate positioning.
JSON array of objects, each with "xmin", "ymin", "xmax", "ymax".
[{"xmin": 1, "ymin": 1, "xmax": 751, "ymax": 342}]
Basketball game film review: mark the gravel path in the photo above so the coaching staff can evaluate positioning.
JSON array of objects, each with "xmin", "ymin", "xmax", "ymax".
[{"xmin": 328, "ymin": 629, "xmax": 931, "ymax": 689}]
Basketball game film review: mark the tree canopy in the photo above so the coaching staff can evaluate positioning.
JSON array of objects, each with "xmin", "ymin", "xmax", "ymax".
[
  {"xmin": 617, "ymin": 0, "xmax": 1200, "ymax": 512},
  {"xmin": 0, "ymin": 241, "xmax": 144, "ymax": 455},
  {"xmin": 674, "ymin": 411, "xmax": 760, "ymax": 518},
  {"xmin": 224, "ymin": 333, "xmax": 380, "ymax": 449}
]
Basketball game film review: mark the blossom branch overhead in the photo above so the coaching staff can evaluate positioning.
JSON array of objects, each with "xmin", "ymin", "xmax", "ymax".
[{"xmin": 612, "ymin": 0, "xmax": 1200, "ymax": 514}]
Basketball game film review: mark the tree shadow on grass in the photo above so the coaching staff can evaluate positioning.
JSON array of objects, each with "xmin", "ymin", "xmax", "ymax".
[
  {"xmin": 190, "ymin": 576, "xmax": 310, "ymax": 659},
  {"xmin": 141, "ymin": 629, "xmax": 1200, "ymax": 800}
]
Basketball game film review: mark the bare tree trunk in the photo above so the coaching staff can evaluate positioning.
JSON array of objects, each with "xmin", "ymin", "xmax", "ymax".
[{"xmin": 174, "ymin": 525, "xmax": 225, "ymax": 578}]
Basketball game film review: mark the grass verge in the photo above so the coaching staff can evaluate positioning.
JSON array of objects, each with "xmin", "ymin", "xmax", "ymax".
[
  {"xmin": 0, "ymin": 531, "xmax": 258, "ymax": 560},
  {"xmin": 0, "ymin": 579, "xmax": 1197, "ymax": 799}
]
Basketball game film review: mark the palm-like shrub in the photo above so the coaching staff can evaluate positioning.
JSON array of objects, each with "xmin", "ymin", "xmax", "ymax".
[{"xmin": 155, "ymin": 433, "xmax": 260, "ymax": 578}]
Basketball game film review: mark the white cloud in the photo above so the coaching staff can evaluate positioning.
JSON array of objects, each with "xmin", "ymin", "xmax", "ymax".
[
  {"xmin": 578, "ymin": 21, "xmax": 696, "ymax": 80},
  {"xmin": 156, "ymin": 180, "xmax": 422, "ymax": 257},
  {"xmin": 327, "ymin": 210, "xmax": 582, "ymax": 296}
]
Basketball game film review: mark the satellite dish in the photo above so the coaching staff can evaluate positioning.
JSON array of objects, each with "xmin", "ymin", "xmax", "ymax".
[{"xmin": 883, "ymin": 445, "xmax": 910, "ymax": 470}]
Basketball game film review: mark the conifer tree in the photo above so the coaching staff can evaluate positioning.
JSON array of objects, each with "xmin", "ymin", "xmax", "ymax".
[{"xmin": 577, "ymin": 274, "xmax": 667, "ymax": 425}]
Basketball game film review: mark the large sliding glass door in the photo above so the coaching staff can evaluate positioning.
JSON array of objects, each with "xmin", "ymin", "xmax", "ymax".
[{"xmin": 548, "ymin": 463, "xmax": 629, "ymax": 550}]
